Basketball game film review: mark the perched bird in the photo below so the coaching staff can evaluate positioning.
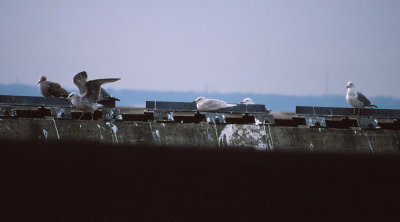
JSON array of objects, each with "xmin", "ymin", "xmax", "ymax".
[
  {"xmin": 73, "ymin": 71, "xmax": 120, "ymax": 102},
  {"xmin": 239, "ymin": 97, "xmax": 271, "ymax": 112},
  {"xmin": 67, "ymin": 77, "xmax": 120, "ymax": 120},
  {"xmin": 346, "ymin": 81, "xmax": 377, "ymax": 116},
  {"xmin": 38, "ymin": 75, "xmax": 69, "ymax": 98},
  {"xmin": 240, "ymin": 97, "xmax": 255, "ymax": 104},
  {"xmin": 193, "ymin": 96, "xmax": 236, "ymax": 112}
]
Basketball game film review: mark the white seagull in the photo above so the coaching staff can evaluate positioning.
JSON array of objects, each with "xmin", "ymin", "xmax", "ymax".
[
  {"xmin": 346, "ymin": 81, "xmax": 377, "ymax": 116},
  {"xmin": 239, "ymin": 97, "xmax": 271, "ymax": 112},
  {"xmin": 193, "ymin": 96, "xmax": 236, "ymax": 112},
  {"xmin": 240, "ymin": 97, "xmax": 255, "ymax": 104},
  {"xmin": 67, "ymin": 77, "xmax": 120, "ymax": 120}
]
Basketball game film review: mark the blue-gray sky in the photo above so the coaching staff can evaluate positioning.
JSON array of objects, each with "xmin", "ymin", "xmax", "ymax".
[{"xmin": 1, "ymin": 0, "xmax": 399, "ymax": 98}]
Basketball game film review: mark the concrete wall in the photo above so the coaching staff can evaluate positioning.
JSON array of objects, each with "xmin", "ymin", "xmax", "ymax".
[{"xmin": 0, "ymin": 118, "xmax": 399, "ymax": 153}]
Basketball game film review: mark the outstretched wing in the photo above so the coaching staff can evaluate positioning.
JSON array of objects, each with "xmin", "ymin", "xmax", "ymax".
[
  {"xmin": 357, "ymin": 92, "xmax": 371, "ymax": 107},
  {"xmin": 73, "ymin": 71, "xmax": 88, "ymax": 95},
  {"xmin": 83, "ymin": 78, "xmax": 120, "ymax": 102}
]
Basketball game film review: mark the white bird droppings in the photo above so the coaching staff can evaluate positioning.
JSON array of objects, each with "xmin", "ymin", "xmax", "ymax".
[{"xmin": 42, "ymin": 129, "xmax": 48, "ymax": 140}]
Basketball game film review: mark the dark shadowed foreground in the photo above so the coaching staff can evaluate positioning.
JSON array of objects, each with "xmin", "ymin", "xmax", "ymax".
[{"xmin": 2, "ymin": 141, "xmax": 400, "ymax": 221}]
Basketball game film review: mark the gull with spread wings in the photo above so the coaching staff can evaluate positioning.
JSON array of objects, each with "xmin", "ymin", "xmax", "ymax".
[
  {"xmin": 73, "ymin": 71, "xmax": 120, "ymax": 102},
  {"xmin": 67, "ymin": 72, "xmax": 120, "ymax": 120}
]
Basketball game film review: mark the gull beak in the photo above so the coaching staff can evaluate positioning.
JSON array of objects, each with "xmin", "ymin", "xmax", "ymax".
[
  {"xmin": 38, "ymin": 80, "xmax": 41, "ymax": 84},
  {"xmin": 240, "ymin": 101, "xmax": 244, "ymax": 104},
  {"xmin": 192, "ymin": 101, "xmax": 196, "ymax": 103},
  {"xmin": 346, "ymin": 85, "xmax": 350, "ymax": 88}
]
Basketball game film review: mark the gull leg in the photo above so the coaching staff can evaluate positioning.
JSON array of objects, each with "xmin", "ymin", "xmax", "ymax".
[
  {"xmin": 353, "ymin": 108, "xmax": 356, "ymax": 117},
  {"xmin": 78, "ymin": 112, "xmax": 85, "ymax": 120},
  {"xmin": 358, "ymin": 108, "xmax": 361, "ymax": 116},
  {"xmin": 91, "ymin": 112, "xmax": 94, "ymax": 121}
]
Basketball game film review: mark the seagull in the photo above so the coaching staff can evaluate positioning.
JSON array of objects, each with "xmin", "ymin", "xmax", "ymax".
[
  {"xmin": 38, "ymin": 75, "xmax": 69, "ymax": 98},
  {"xmin": 346, "ymin": 81, "xmax": 377, "ymax": 116},
  {"xmin": 67, "ymin": 77, "xmax": 120, "ymax": 120},
  {"xmin": 239, "ymin": 97, "xmax": 272, "ymax": 112},
  {"xmin": 73, "ymin": 71, "xmax": 120, "ymax": 102},
  {"xmin": 193, "ymin": 96, "xmax": 236, "ymax": 112},
  {"xmin": 240, "ymin": 97, "xmax": 255, "ymax": 104}
]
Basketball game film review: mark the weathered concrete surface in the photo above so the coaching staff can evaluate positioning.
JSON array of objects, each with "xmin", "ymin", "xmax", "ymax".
[{"xmin": 0, "ymin": 118, "xmax": 399, "ymax": 153}]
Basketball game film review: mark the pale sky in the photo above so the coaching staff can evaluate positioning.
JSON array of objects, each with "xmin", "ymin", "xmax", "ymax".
[{"xmin": 1, "ymin": 0, "xmax": 399, "ymax": 98}]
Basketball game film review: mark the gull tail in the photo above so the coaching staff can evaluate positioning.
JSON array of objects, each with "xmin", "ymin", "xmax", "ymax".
[
  {"xmin": 106, "ymin": 96, "xmax": 120, "ymax": 101},
  {"xmin": 367, "ymin": 104, "xmax": 378, "ymax": 108},
  {"xmin": 98, "ymin": 96, "xmax": 120, "ymax": 102}
]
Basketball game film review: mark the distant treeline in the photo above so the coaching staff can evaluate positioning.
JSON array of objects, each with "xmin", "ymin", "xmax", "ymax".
[{"xmin": 1, "ymin": 83, "xmax": 399, "ymax": 112}]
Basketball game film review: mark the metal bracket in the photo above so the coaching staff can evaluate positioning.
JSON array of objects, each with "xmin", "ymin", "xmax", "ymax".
[
  {"xmin": 252, "ymin": 114, "xmax": 275, "ymax": 125},
  {"xmin": 205, "ymin": 113, "xmax": 226, "ymax": 124},
  {"xmin": 50, "ymin": 107, "xmax": 72, "ymax": 119},
  {"xmin": 114, "ymin": 109, "xmax": 123, "ymax": 120},
  {"xmin": 357, "ymin": 118, "xmax": 378, "ymax": 129},
  {"xmin": 296, "ymin": 106, "xmax": 400, "ymax": 119},
  {"xmin": 102, "ymin": 108, "xmax": 122, "ymax": 120},
  {"xmin": 153, "ymin": 111, "xmax": 175, "ymax": 122},
  {"xmin": 305, "ymin": 116, "xmax": 326, "ymax": 127},
  {"xmin": 0, "ymin": 107, "xmax": 17, "ymax": 117}
]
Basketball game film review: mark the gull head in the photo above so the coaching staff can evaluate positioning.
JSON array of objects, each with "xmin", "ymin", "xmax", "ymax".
[
  {"xmin": 240, "ymin": 97, "xmax": 254, "ymax": 104},
  {"xmin": 38, "ymin": 75, "xmax": 47, "ymax": 84},
  {"xmin": 193, "ymin": 96, "xmax": 206, "ymax": 103},
  {"xmin": 346, "ymin": 81, "xmax": 354, "ymax": 89}
]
